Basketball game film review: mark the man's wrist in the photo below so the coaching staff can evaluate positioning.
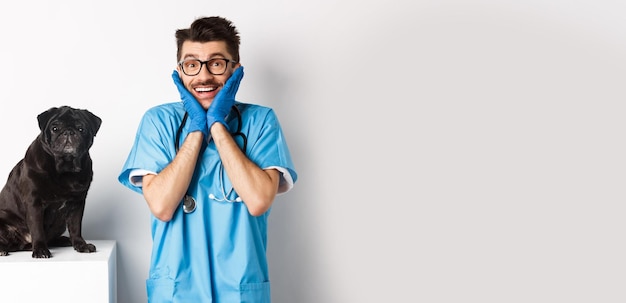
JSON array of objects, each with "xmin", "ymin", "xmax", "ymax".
[{"xmin": 209, "ymin": 121, "xmax": 228, "ymax": 135}]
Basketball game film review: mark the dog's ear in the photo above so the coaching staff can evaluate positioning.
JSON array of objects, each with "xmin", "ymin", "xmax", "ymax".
[
  {"xmin": 37, "ymin": 107, "xmax": 60, "ymax": 131},
  {"xmin": 81, "ymin": 110, "xmax": 102, "ymax": 136}
]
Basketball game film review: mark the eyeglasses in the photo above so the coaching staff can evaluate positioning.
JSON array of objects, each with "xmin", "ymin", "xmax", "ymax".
[{"xmin": 177, "ymin": 58, "xmax": 236, "ymax": 76}]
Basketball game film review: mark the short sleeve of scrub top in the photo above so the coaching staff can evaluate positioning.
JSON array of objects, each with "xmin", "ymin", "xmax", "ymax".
[{"xmin": 118, "ymin": 102, "xmax": 184, "ymax": 194}]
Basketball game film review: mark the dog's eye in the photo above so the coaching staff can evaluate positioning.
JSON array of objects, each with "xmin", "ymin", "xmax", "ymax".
[
  {"xmin": 52, "ymin": 127, "xmax": 58, "ymax": 132},
  {"xmin": 78, "ymin": 127, "xmax": 84, "ymax": 132}
]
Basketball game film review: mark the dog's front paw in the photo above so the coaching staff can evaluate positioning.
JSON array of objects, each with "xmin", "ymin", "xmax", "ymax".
[
  {"xmin": 74, "ymin": 242, "xmax": 96, "ymax": 253},
  {"xmin": 32, "ymin": 247, "xmax": 52, "ymax": 258}
]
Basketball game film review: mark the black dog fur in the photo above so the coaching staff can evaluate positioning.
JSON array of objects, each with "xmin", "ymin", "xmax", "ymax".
[{"xmin": 0, "ymin": 106, "xmax": 101, "ymax": 258}]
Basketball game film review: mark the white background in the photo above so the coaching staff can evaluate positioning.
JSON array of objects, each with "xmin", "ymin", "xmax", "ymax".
[{"xmin": 0, "ymin": 0, "xmax": 625, "ymax": 302}]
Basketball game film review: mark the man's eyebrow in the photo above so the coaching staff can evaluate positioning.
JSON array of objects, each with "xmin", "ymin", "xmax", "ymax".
[
  {"xmin": 182, "ymin": 54, "xmax": 199, "ymax": 60},
  {"xmin": 181, "ymin": 52, "xmax": 227, "ymax": 60}
]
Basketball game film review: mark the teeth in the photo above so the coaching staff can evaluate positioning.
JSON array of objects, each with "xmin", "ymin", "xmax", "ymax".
[{"xmin": 195, "ymin": 87, "xmax": 215, "ymax": 92}]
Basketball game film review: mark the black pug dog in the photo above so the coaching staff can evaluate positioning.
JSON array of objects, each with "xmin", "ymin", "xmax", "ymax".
[{"xmin": 0, "ymin": 106, "xmax": 101, "ymax": 258}]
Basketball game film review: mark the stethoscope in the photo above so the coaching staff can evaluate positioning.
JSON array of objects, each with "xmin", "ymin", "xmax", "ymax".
[{"xmin": 175, "ymin": 105, "xmax": 248, "ymax": 213}]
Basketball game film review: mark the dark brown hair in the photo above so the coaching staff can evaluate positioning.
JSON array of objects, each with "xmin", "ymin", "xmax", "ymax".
[{"xmin": 175, "ymin": 16, "xmax": 241, "ymax": 62}]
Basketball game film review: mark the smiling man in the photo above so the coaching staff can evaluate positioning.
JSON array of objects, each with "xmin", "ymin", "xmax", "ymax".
[{"xmin": 118, "ymin": 16, "xmax": 298, "ymax": 303}]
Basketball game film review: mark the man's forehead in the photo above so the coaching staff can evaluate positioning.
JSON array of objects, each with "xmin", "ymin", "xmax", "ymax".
[{"xmin": 181, "ymin": 41, "xmax": 229, "ymax": 58}]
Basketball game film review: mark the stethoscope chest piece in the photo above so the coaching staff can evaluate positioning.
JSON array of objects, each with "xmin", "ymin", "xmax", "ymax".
[{"xmin": 183, "ymin": 195, "xmax": 197, "ymax": 213}]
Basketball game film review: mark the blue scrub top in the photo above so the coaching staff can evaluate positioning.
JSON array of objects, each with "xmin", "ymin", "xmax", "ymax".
[{"xmin": 118, "ymin": 101, "xmax": 297, "ymax": 303}]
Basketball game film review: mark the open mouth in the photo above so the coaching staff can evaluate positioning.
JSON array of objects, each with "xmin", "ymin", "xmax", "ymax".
[{"xmin": 194, "ymin": 86, "xmax": 217, "ymax": 93}]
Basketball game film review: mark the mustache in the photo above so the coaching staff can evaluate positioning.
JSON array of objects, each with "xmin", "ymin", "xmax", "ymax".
[{"xmin": 191, "ymin": 80, "xmax": 221, "ymax": 87}]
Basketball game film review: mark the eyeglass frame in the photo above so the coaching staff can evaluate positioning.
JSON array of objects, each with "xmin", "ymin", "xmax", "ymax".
[{"xmin": 177, "ymin": 58, "xmax": 238, "ymax": 76}]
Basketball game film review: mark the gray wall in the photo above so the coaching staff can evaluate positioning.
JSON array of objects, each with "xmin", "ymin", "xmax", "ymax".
[{"xmin": 0, "ymin": 0, "xmax": 624, "ymax": 302}]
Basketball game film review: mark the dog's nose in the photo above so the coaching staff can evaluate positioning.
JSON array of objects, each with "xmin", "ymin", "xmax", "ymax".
[{"xmin": 61, "ymin": 129, "xmax": 77, "ymax": 137}]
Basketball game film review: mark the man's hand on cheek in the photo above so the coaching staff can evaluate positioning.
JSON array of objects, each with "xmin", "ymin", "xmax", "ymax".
[
  {"xmin": 207, "ymin": 66, "xmax": 244, "ymax": 130},
  {"xmin": 172, "ymin": 70, "xmax": 208, "ymax": 137}
]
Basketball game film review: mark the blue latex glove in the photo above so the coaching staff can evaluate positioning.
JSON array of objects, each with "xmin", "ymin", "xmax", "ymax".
[
  {"xmin": 172, "ymin": 70, "xmax": 208, "ymax": 137},
  {"xmin": 207, "ymin": 66, "xmax": 244, "ymax": 129}
]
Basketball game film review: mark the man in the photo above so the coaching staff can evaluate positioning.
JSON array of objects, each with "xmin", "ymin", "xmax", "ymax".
[{"xmin": 118, "ymin": 16, "xmax": 297, "ymax": 302}]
